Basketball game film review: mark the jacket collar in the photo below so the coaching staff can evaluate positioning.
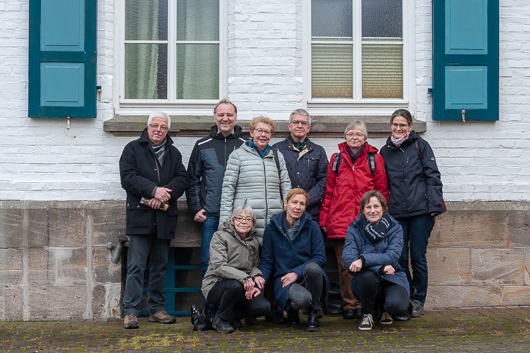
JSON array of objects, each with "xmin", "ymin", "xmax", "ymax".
[
  {"xmin": 209, "ymin": 125, "xmax": 245, "ymax": 139},
  {"xmin": 221, "ymin": 219, "xmax": 257, "ymax": 242},
  {"xmin": 139, "ymin": 127, "xmax": 174, "ymax": 148},
  {"xmin": 385, "ymin": 130, "xmax": 419, "ymax": 150},
  {"xmin": 285, "ymin": 136, "xmax": 313, "ymax": 152},
  {"xmin": 270, "ymin": 211, "xmax": 313, "ymax": 237}
]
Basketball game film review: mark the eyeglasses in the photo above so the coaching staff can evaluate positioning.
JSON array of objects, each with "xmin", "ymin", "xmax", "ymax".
[
  {"xmin": 346, "ymin": 132, "xmax": 364, "ymax": 139},
  {"xmin": 364, "ymin": 205, "xmax": 381, "ymax": 210},
  {"xmin": 392, "ymin": 123, "xmax": 409, "ymax": 129},
  {"xmin": 149, "ymin": 124, "xmax": 169, "ymax": 131},
  {"xmin": 290, "ymin": 120, "xmax": 309, "ymax": 126},
  {"xmin": 234, "ymin": 216, "xmax": 253, "ymax": 223},
  {"xmin": 253, "ymin": 128, "xmax": 272, "ymax": 136}
]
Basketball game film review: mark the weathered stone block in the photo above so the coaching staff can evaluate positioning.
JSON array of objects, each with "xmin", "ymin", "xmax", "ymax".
[
  {"xmin": 27, "ymin": 207, "xmax": 50, "ymax": 248},
  {"xmin": 427, "ymin": 285, "xmax": 502, "ymax": 308},
  {"xmin": 427, "ymin": 248, "xmax": 470, "ymax": 285},
  {"xmin": 28, "ymin": 248, "xmax": 55, "ymax": 284},
  {"xmin": 47, "ymin": 207, "xmax": 86, "ymax": 248},
  {"xmin": 0, "ymin": 202, "xmax": 24, "ymax": 248},
  {"xmin": 53, "ymin": 248, "xmax": 87, "ymax": 285},
  {"xmin": 0, "ymin": 249, "xmax": 23, "ymax": 284},
  {"xmin": 3, "ymin": 286, "xmax": 24, "ymax": 320},
  {"xmin": 90, "ymin": 201, "xmax": 126, "ymax": 246},
  {"xmin": 502, "ymin": 286, "xmax": 530, "ymax": 306},
  {"xmin": 106, "ymin": 283, "xmax": 123, "ymax": 318},
  {"xmin": 29, "ymin": 285, "xmax": 87, "ymax": 319},
  {"xmin": 431, "ymin": 202, "xmax": 507, "ymax": 247},
  {"xmin": 92, "ymin": 247, "xmax": 121, "ymax": 283},
  {"xmin": 506, "ymin": 202, "xmax": 530, "ymax": 247},
  {"xmin": 91, "ymin": 284, "xmax": 107, "ymax": 318},
  {"xmin": 471, "ymin": 248, "xmax": 525, "ymax": 285}
]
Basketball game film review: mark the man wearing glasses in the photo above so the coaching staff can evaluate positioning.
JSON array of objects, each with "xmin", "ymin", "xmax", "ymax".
[
  {"xmin": 273, "ymin": 109, "xmax": 328, "ymax": 222},
  {"xmin": 119, "ymin": 111, "xmax": 188, "ymax": 329}
]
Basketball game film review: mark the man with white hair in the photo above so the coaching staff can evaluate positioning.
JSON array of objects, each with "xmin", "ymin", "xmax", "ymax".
[{"xmin": 119, "ymin": 111, "xmax": 188, "ymax": 329}]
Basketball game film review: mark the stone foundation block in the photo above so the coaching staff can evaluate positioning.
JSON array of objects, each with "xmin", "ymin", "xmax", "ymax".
[
  {"xmin": 29, "ymin": 285, "xmax": 87, "ymax": 319},
  {"xmin": 0, "ymin": 249, "xmax": 23, "ymax": 284},
  {"xmin": 92, "ymin": 247, "xmax": 121, "ymax": 283},
  {"xmin": 52, "ymin": 248, "xmax": 87, "ymax": 285},
  {"xmin": 0, "ymin": 204, "xmax": 24, "ymax": 248},
  {"xmin": 427, "ymin": 248, "xmax": 470, "ymax": 285},
  {"xmin": 471, "ymin": 248, "xmax": 525, "ymax": 285},
  {"xmin": 502, "ymin": 286, "xmax": 530, "ymax": 306},
  {"xmin": 3, "ymin": 286, "xmax": 24, "ymax": 320},
  {"xmin": 28, "ymin": 248, "xmax": 54, "ymax": 284},
  {"xmin": 427, "ymin": 285, "xmax": 502, "ymax": 308}
]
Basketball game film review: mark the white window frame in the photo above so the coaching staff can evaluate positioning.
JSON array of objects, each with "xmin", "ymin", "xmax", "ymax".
[
  {"xmin": 113, "ymin": 0, "xmax": 228, "ymax": 116},
  {"xmin": 302, "ymin": 0, "xmax": 416, "ymax": 116}
]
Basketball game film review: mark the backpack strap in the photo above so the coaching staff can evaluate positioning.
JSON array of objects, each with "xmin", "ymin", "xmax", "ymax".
[
  {"xmin": 272, "ymin": 148, "xmax": 283, "ymax": 202},
  {"xmin": 332, "ymin": 152, "xmax": 341, "ymax": 175},
  {"xmin": 414, "ymin": 139, "xmax": 422, "ymax": 159},
  {"xmin": 368, "ymin": 152, "xmax": 376, "ymax": 177}
]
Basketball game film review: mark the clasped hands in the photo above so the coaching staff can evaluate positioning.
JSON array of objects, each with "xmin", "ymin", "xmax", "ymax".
[
  {"xmin": 147, "ymin": 187, "xmax": 172, "ymax": 210},
  {"xmin": 349, "ymin": 259, "xmax": 395, "ymax": 275},
  {"xmin": 244, "ymin": 276, "xmax": 266, "ymax": 300}
]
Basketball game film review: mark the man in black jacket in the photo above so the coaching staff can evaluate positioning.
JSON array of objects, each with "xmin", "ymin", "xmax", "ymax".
[
  {"xmin": 119, "ymin": 111, "xmax": 188, "ymax": 329},
  {"xmin": 186, "ymin": 99, "xmax": 246, "ymax": 277},
  {"xmin": 272, "ymin": 109, "xmax": 328, "ymax": 222}
]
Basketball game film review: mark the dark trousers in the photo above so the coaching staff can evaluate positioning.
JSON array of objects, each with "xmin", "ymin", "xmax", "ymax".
[
  {"xmin": 207, "ymin": 279, "xmax": 271, "ymax": 322},
  {"xmin": 398, "ymin": 214, "xmax": 436, "ymax": 304},
  {"xmin": 355, "ymin": 270, "xmax": 409, "ymax": 318},
  {"xmin": 288, "ymin": 262, "xmax": 324, "ymax": 311},
  {"xmin": 123, "ymin": 234, "xmax": 171, "ymax": 316}
]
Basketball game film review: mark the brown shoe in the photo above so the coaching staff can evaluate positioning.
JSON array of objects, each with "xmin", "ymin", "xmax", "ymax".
[
  {"xmin": 149, "ymin": 310, "xmax": 176, "ymax": 324},
  {"xmin": 124, "ymin": 314, "xmax": 139, "ymax": 329}
]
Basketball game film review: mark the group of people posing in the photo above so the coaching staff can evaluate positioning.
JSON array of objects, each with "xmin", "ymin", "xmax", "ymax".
[{"xmin": 119, "ymin": 99, "xmax": 445, "ymax": 333}]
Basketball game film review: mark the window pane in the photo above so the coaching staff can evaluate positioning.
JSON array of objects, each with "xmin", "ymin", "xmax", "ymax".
[
  {"xmin": 177, "ymin": 0, "xmax": 219, "ymax": 41},
  {"xmin": 362, "ymin": 44, "xmax": 402, "ymax": 98},
  {"xmin": 312, "ymin": 44, "xmax": 353, "ymax": 98},
  {"xmin": 177, "ymin": 44, "xmax": 219, "ymax": 99},
  {"xmin": 125, "ymin": 0, "xmax": 168, "ymax": 41},
  {"xmin": 312, "ymin": 0, "xmax": 352, "ymax": 39},
  {"xmin": 362, "ymin": 0, "xmax": 402, "ymax": 39},
  {"xmin": 125, "ymin": 44, "xmax": 167, "ymax": 99}
]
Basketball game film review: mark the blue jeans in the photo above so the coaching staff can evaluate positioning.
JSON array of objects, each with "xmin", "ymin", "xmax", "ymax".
[
  {"xmin": 123, "ymin": 234, "xmax": 171, "ymax": 316},
  {"xmin": 201, "ymin": 214, "xmax": 219, "ymax": 278},
  {"xmin": 398, "ymin": 214, "xmax": 436, "ymax": 305}
]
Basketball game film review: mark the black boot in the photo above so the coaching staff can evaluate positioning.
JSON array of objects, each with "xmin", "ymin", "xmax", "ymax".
[
  {"xmin": 306, "ymin": 308, "xmax": 320, "ymax": 332},
  {"xmin": 286, "ymin": 307, "xmax": 300, "ymax": 326}
]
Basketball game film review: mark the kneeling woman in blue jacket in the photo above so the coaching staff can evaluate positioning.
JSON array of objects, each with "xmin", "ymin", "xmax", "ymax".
[
  {"xmin": 258, "ymin": 188, "xmax": 328, "ymax": 332},
  {"xmin": 342, "ymin": 190, "xmax": 410, "ymax": 331}
]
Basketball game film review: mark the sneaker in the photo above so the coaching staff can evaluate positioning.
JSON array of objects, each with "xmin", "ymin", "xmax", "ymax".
[
  {"xmin": 212, "ymin": 315, "xmax": 234, "ymax": 334},
  {"xmin": 124, "ymin": 314, "xmax": 139, "ymax": 329},
  {"xmin": 411, "ymin": 301, "xmax": 425, "ymax": 318},
  {"xmin": 380, "ymin": 312, "xmax": 393, "ymax": 325},
  {"xmin": 358, "ymin": 314, "xmax": 374, "ymax": 331},
  {"xmin": 149, "ymin": 310, "xmax": 176, "ymax": 324}
]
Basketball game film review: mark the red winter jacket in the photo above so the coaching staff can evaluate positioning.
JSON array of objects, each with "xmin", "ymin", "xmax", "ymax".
[{"xmin": 319, "ymin": 142, "xmax": 389, "ymax": 239}]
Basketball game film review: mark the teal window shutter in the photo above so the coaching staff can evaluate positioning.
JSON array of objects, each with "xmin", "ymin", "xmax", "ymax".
[
  {"xmin": 29, "ymin": 0, "xmax": 97, "ymax": 118},
  {"xmin": 432, "ymin": 0, "xmax": 499, "ymax": 121}
]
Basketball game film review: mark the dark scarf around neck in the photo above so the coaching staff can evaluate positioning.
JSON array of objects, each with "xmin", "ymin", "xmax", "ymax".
[{"xmin": 359, "ymin": 214, "xmax": 392, "ymax": 244}]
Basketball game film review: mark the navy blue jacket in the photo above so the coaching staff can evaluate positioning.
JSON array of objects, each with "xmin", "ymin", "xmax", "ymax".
[
  {"xmin": 379, "ymin": 131, "xmax": 444, "ymax": 218},
  {"xmin": 119, "ymin": 129, "xmax": 188, "ymax": 239},
  {"xmin": 259, "ymin": 212, "xmax": 329, "ymax": 310},
  {"xmin": 272, "ymin": 137, "xmax": 328, "ymax": 221},
  {"xmin": 186, "ymin": 126, "xmax": 246, "ymax": 217},
  {"xmin": 342, "ymin": 214, "xmax": 410, "ymax": 297}
]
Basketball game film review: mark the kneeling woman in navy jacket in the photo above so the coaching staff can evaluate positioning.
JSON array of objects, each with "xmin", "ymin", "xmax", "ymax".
[{"xmin": 342, "ymin": 190, "xmax": 410, "ymax": 331}]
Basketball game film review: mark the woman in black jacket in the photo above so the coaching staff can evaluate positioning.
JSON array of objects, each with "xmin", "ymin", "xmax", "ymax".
[{"xmin": 379, "ymin": 109, "xmax": 444, "ymax": 318}]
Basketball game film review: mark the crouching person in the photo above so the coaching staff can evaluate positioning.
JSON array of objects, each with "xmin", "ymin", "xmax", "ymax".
[
  {"xmin": 258, "ymin": 188, "xmax": 329, "ymax": 332},
  {"xmin": 201, "ymin": 204, "xmax": 271, "ymax": 333},
  {"xmin": 342, "ymin": 190, "xmax": 410, "ymax": 331}
]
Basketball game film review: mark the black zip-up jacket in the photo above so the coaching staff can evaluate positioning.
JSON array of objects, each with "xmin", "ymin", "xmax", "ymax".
[
  {"xmin": 379, "ymin": 131, "xmax": 444, "ymax": 218},
  {"xmin": 119, "ymin": 128, "xmax": 188, "ymax": 239},
  {"xmin": 186, "ymin": 125, "xmax": 246, "ymax": 217},
  {"xmin": 272, "ymin": 137, "xmax": 328, "ymax": 221}
]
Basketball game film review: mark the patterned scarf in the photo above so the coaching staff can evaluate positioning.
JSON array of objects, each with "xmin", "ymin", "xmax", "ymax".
[
  {"xmin": 249, "ymin": 140, "xmax": 271, "ymax": 158},
  {"xmin": 390, "ymin": 132, "xmax": 410, "ymax": 148},
  {"xmin": 282, "ymin": 213, "xmax": 301, "ymax": 242},
  {"xmin": 345, "ymin": 145, "xmax": 363, "ymax": 164},
  {"xmin": 152, "ymin": 140, "xmax": 167, "ymax": 166},
  {"xmin": 359, "ymin": 214, "xmax": 392, "ymax": 244}
]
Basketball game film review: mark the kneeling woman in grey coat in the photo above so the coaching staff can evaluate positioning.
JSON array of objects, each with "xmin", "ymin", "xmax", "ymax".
[
  {"xmin": 201, "ymin": 204, "xmax": 271, "ymax": 333},
  {"xmin": 342, "ymin": 190, "xmax": 410, "ymax": 331}
]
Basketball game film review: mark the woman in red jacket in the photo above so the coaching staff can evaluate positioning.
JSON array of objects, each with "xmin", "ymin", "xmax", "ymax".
[{"xmin": 319, "ymin": 120, "xmax": 389, "ymax": 320}]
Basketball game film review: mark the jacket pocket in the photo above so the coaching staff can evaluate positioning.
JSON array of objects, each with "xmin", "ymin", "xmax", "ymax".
[{"xmin": 305, "ymin": 157, "xmax": 319, "ymax": 172}]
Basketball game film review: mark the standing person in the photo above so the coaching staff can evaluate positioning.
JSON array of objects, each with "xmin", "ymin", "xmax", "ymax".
[
  {"xmin": 186, "ymin": 99, "xmax": 246, "ymax": 277},
  {"xmin": 342, "ymin": 190, "xmax": 410, "ymax": 331},
  {"xmin": 319, "ymin": 121, "xmax": 389, "ymax": 320},
  {"xmin": 119, "ymin": 112, "xmax": 188, "ymax": 329},
  {"xmin": 272, "ymin": 109, "xmax": 328, "ymax": 222},
  {"xmin": 201, "ymin": 204, "xmax": 271, "ymax": 333},
  {"xmin": 219, "ymin": 116, "xmax": 291, "ymax": 244},
  {"xmin": 259, "ymin": 188, "xmax": 328, "ymax": 332},
  {"xmin": 379, "ymin": 109, "xmax": 444, "ymax": 317}
]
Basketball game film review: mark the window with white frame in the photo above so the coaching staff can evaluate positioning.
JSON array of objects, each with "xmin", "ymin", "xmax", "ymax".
[
  {"xmin": 120, "ymin": 0, "xmax": 223, "ymax": 106},
  {"xmin": 308, "ymin": 0, "xmax": 408, "ymax": 106}
]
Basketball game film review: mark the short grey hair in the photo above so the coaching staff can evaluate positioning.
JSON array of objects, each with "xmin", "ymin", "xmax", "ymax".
[
  {"xmin": 344, "ymin": 120, "xmax": 368, "ymax": 139},
  {"xmin": 289, "ymin": 108, "xmax": 311, "ymax": 125},
  {"xmin": 147, "ymin": 111, "xmax": 171, "ymax": 129},
  {"xmin": 231, "ymin": 203, "xmax": 257, "ymax": 225}
]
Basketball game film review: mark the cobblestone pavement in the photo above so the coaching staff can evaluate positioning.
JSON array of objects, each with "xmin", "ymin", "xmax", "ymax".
[{"xmin": 1, "ymin": 307, "xmax": 530, "ymax": 352}]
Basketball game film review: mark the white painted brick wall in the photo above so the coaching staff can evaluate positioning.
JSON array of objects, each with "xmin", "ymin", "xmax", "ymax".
[{"xmin": 0, "ymin": 0, "xmax": 529, "ymax": 202}]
